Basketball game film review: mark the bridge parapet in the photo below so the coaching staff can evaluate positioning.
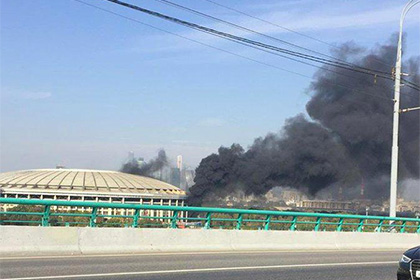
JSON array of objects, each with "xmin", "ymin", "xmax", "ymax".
[
  {"xmin": 1, "ymin": 197, "xmax": 419, "ymax": 233},
  {"xmin": 1, "ymin": 226, "xmax": 419, "ymax": 257}
]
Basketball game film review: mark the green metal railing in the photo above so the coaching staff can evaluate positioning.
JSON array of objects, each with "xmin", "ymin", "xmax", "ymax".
[{"xmin": 1, "ymin": 198, "xmax": 419, "ymax": 233}]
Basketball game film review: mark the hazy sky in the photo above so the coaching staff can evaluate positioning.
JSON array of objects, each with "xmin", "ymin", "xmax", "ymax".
[{"xmin": 1, "ymin": 0, "xmax": 419, "ymax": 172}]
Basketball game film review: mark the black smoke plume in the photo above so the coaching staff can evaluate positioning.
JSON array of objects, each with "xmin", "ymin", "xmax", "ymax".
[
  {"xmin": 188, "ymin": 35, "xmax": 419, "ymax": 206},
  {"xmin": 121, "ymin": 149, "xmax": 168, "ymax": 177}
]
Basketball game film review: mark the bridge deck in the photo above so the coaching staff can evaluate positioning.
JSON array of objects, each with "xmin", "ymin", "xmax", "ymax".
[{"xmin": 1, "ymin": 250, "xmax": 400, "ymax": 280}]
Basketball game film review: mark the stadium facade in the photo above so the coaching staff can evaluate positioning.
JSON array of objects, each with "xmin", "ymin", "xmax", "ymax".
[{"xmin": 0, "ymin": 169, "xmax": 187, "ymax": 218}]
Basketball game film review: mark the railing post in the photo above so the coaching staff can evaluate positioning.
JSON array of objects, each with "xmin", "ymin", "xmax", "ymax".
[
  {"xmin": 377, "ymin": 219, "xmax": 384, "ymax": 232},
  {"xmin": 336, "ymin": 218, "xmax": 344, "ymax": 232},
  {"xmin": 89, "ymin": 207, "xmax": 98, "ymax": 227},
  {"xmin": 171, "ymin": 210, "xmax": 178, "ymax": 229},
  {"xmin": 417, "ymin": 222, "xmax": 420, "ymax": 234},
  {"xmin": 400, "ymin": 221, "xmax": 406, "ymax": 233},
  {"xmin": 132, "ymin": 209, "xmax": 140, "ymax": 228},
  {"xmin": 357, "ymin": 218, "xmax": 364, "ymax": 232},
  {"xmin": 289, "ymin": 216, "xmax": 297, "ymax": 231},
  {"xmin": 205, "ymin": 212, "xmax": 211, "ymax": 229},
  {"xmin": 314, "ymin": 217, "xmax": 322, "ymax": 232},
  {"xmin": 264, "ymin": 215, "xmax": 271, "ymax": 230},
  {"xmin": 236, "ymin": 214, "xmax": 243, "ymax": 230},
  {"xmin": 42, "ymin": 205, "xmax": 50, "ymax": 227}
]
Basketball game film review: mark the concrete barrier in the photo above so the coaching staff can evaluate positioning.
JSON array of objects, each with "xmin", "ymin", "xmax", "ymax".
[{"xmin": 1, "ymin": 226, "xmax": 419, "ymax": 256}]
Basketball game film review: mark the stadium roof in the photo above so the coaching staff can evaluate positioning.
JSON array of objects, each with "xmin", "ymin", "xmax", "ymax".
[{"xmin": 0, "ymin": 169, "xmax": 186, "ymax": 198}]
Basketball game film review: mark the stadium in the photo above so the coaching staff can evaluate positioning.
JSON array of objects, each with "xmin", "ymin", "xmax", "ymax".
[{"xmin": 0, "ymin": 169, "xmax": 187, "ymax": 218}]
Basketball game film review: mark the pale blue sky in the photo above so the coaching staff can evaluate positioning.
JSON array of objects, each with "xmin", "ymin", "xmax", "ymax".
[{"xmin": 1, "ymin": 0, "xmax": 419, "ymax": 172}]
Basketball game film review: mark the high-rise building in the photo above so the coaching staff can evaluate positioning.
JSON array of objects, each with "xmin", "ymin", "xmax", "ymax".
[{"xmin": 176, "ymin": 155, "xmax": 183, "ymax": 171}]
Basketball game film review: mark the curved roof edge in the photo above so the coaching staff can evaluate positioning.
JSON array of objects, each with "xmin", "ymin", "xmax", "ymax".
[{"xmin": 0, "ymin": 169, "xmax": 187, "ymax": 198}]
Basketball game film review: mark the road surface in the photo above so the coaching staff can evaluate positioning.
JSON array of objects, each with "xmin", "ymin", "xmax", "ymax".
[{"xmin": 0, "ymin": 250, "xmax": 401, "ymax": 280}]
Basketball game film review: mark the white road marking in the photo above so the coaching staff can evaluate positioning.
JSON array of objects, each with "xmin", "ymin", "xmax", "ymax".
[
  {"xmin": 2, "ymin": 261, "xmax": 397, "ymax": 280},
  {"xmin": 0, "ymin": 248, "xmax": 403, "ymax": 260}
]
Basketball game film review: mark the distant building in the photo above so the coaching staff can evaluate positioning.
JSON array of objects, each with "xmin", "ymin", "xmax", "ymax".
[
  {"xmin": 297, "ymin": 200, "xmax": 353, "ymax": 211},
  {"xmin": 176, "ymin": 155, "xmax": 183, "ymax": 170},
  {"xmin": 279, "ymin": 189, "xmax": 308, "ymax": 206},
  {"xmin": 396, "ymin": 198, "xmax": 420, "ymax": 213}
]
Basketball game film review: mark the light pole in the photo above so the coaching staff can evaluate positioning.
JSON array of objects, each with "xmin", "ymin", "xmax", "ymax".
[{"xmin": 389, "ymin": 0, "xmax": 420, "ymax": 218}]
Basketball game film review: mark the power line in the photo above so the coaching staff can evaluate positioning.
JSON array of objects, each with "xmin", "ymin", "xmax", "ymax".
[
  {"xmin": 73, "ymin": 0, "xmax": 393, "ymax": 102},
  {"xmin": 102, "ymin": 0, "xmax": 419, "ymax": 92},
  {"xmin": 72, "ymin": 1, "xmax": 310, "ymax": 77},
  {"xmin": 202, "ymin": 27, "xmax": 396, "ymax": 98},
  {"xmin": 151, "ymin": 0, "xmax": 401, "ymax": 97},
  {"xmin": 101, "ymin": 0, "xmax": 397, "ymax": 80},
  {"xmin": 199, "ymin": 0, "xmax": 419, "ymax": 94},
  {"xmin": 152, "ymin": 0, "xmax": 364, "ymax": 69},
  {"xmin": 201, "ymin": 0, "xmax": 395, "ymax": 69},
  {"xmin": 72, "ymin": 1, "xmax": 306, "ymax": 78},
  {"xmin": 402, "ymin": 78, "xmax": 420, "ymax": 91}
]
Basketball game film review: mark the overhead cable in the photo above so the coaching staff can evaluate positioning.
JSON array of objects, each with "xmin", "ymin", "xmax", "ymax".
[
  {"xmin": 74, "ymin": 0, "xmax": 394, "ymax": 102},
  {"xmin": 101, "ymin": 0, "xmax": 400, "ymax": 81}
]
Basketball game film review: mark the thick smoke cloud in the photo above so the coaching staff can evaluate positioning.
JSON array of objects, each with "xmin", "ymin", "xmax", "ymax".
[
  {"xmin": 121, "ymin": 149, "xmax": 168, "ymax": 177},
  {"xmin": 188, "ymin": 35, "xmax": 419, "ymax": 206},
  {"xmin": 306, "ymin": 35, "xmax": 419, "ymax": 198}
]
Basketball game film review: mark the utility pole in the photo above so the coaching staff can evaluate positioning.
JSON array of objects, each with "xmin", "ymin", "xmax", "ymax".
[{"xmin": 389, "ymin": 0, "xmax": 420, "ymax": 218}]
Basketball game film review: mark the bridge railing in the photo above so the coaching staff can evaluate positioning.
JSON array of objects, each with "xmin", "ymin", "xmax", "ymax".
[{"xmin": 1, "ymin": 198, "xmax": 419, "ymax": 233}]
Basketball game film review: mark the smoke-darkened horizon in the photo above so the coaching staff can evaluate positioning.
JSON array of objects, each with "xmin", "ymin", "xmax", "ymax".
[
  {"xmin": 121, "ymin": 149, "xmax": 169, "ymax": 177},
  {"xmin": 188, "ymin": 35, "xmax": 420, "ymax": 206}
]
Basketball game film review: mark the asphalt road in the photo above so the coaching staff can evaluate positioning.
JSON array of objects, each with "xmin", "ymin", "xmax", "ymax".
[{"xmin": 0, "ymin": 250, "xmax": 401, "ymax": 280}]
